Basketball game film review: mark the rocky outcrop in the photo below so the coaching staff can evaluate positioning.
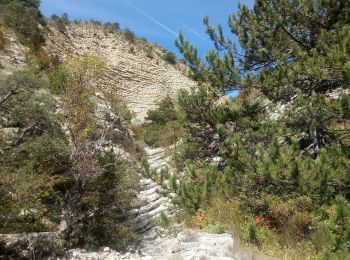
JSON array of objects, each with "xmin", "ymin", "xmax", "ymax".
[
  {"xmin": 126, "ymin": 147, "xmax": 173, "ymax": 233},
  {"xmin": 45, "ymin": 23, "xmax": 196, "ymax": 122},
  {"xmin": 0, "ymin": 28, "xmax": 28, "ymax": 78},
  {"xmin": 62, "ymin": 147, "xmax": 255, "ymax": 260},
  {"xmin": 0, "ymin": 232, "xmax": 65, "ymax": 259}
]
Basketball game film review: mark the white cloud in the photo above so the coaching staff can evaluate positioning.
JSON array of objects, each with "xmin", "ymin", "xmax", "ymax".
[
  {"xmin": 122, "ymin": 0, "xmax": 178, "ymax": 37},
  {"xmin": 181, "ymin": 23, "xmax": 211, "ymax": 43}
]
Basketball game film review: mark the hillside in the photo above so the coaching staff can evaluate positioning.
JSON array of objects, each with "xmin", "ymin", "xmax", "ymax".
[
  {"xmin": 0, "ymin": 26, "xmax": 28, "ymax": 77},
  {"xmin": 1, "ymin": 1, "xmax": 350, "ymax": 260},
  {"xmin": 0, "ymin": 7, "xmax": 244, "ymax": 260},
  {"xmin": 45, "ymin": 22, "xmax": 196, "ymax": 122}
]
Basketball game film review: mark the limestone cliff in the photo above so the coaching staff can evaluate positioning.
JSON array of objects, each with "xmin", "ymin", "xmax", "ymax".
[
  {"xmin": 44, "ymin": 23, "xmax": 196, "ymax": 122},
  {"xmin": 0, "ymin": 28, "xmax": 28, "ymax": 78}
]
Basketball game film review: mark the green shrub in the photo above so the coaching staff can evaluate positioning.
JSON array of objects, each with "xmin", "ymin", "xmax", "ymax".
[
  {"xmin": 130, "ymin": 124, "xmax": 144, "ymax": 141},
  {"xmin": 0, "ymin": 55, "xmax": 139, "ymax": 251},
  {"xmin": 143, "ymin": 123, "xmax": 163, "ymax": 147},
  {"xmin": 0, "ymin": 82, "xmax": 70, "ymax": 233},
  {"xmin": 0, "ymin": 0, "xmax": 45, "ymax": 50},
  {"xmin": 28, "ymin": 135, "xmax": 70, "ymax": 171},
  {"xmin": 66, "ymin": 153, "xmax": 137, "ymax": 248},
  {"xmin": 103, "ymin": 91, "xmax": 133, "ymax": 122},
  {"xmin": 159, "ymin": 212, "xmax": 170, "ymax": 227},
  {"xmin": 104, "ymin": 22, "xmax": 120, "ymax": 33},
  {"xmin": 146, "ymin": 95, "xmax": 177, "ymax": 123},
  {"xmin": 142, "ymin": 95, "xmax": 182, "ymax": 147},
  {"xmin": 123, "ymin": 28, "xmax": 136, "ymax": 43},
  {"xmin": 49, "ymin": 66, "xmax": 68, "ymax": 94},
  {"xmin": 248, "ymin": 220, "xmax": 259, "ymax": 245},
  {"xmin": 333, "ymin": 196, "xmax": 350, "ymax": 250},
  {"xmin": 51, "ymin": 13, "xmax": 70, "ymax": 32},
  {"xmin": 310, "ymin": 221, "xmax": 336, "ymax": 253},
  {"xmin": 163, "ymin": 51, "xmax": 177, "ymax": 65}
]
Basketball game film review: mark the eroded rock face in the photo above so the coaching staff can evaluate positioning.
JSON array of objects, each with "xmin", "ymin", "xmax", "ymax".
[
  {"xmin": 45, "ymin": 23, "xmax": 196, "ymax": 122},
  {"xmin": 0, "ymin": 232, "xmax": 65, "ymax": 259},
  {"xmin": 0, "ymin": 29, "xmax": 28, "ymax": 78},
  {"xmin": 126, "ymin": 147, "xmax": 174, "ymax": 233}
]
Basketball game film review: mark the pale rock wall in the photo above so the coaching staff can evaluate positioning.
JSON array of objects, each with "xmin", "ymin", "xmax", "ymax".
[
  {"xmin": 0, "ymin": 29, "xmax": 28, "ymax": 78},
  {"xmin": 45, "ymin": 23, "xmax": 196, "ymax": 122}
]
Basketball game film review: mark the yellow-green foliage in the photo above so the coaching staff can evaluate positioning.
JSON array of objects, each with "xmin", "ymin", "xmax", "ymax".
[
  {"xmin": 103, "ymin": 91, "xmax": 133, "ymax": 122},
  {"xmin": 47, "ymin": 55, "xmax": 139, "ymax": 247},
  {"xmin": 64, "ymin": 53, "xmax": 106, "ymax": 86},
  {"xmin": 49, "ymin": 66, "xmax": 68, "ymax": 94},
  {"xmin": 62, "ymin": 53, "xmax": 106, "ymax": 145},
  {"xmin": 130, "ymin": 124, "xmax": 144, "ymax": 141},
  {"xmin": 25, "ymin": 52, "xmax": 53, "ymax": 74}
]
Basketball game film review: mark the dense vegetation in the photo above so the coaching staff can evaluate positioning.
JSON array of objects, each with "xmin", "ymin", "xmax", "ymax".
[
  {"xmin": 0, "ymin": 1, "xmax": 138, "ymax": 254},
  {"xmin": 0, "ymin": 0, "xmax": 45, "ymax": 50},
  {"xmin": 142, "ymin": 95, "xmax": 182, "ymax": 147},
  {"xmin": 148, "ymin": 0, "xmax": 350, "ymax": 258},
  {"xmin": 0, "ymin": 55, "xmax": 137, "ymax": 248},
  {"xmin": 1, "ymin": 0, "xmax": 349, "ymax": 259}
]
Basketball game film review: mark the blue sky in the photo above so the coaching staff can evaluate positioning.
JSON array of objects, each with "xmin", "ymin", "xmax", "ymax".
[
  {"xmin": 40, "ymin": 0, "xmax": 253, "ymax": 57},
  {"xmin": 41, "ymin": 0, "xmax": 254, "ymax": 97}
]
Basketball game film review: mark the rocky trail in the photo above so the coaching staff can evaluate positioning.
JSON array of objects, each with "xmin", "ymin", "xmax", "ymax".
[{"xmin": 66, "ymin": 147, "xmax": 255, "ymax": 260}]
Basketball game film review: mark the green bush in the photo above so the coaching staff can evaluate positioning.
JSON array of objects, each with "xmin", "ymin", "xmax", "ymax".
[
  {"xmin": 0, "ymin": 79, "xmax": 70, "ymax": 233},
  {"xmin": 143, "ymin": 123, "xmax": 163, "ymax": 147},
  {"xmin": 248, "ymin": 220, "xmax": 259, "ymax": 245},
  {"xmin": 28, "ymin": 135, "xmax": 70, "ymax": 171},
  {"xmin": 51, "ymin": 13, "xmax": 70, "ymax": 32},
  {"xmin": 146, "ymin": 95, "xmax": 177, "ymax": 124},
  {"xmin": 65, "ymin": 153, "xmax": 137, "ymax": 248},
  {"xmin": 173, "ymin": 0, "xmax": 350, "ymax": 253},
  {"xmin": 49, "ymin": 66, "xmax": 68, "ymax": 94},
  {"xmin": 0, "ymin": 42, "xmax": 145, "ymax": 255},
  {"xmin": 103, "ymin": 91, "xmax": 133, "ymax": 122},
  {"xmin": 142, "ymin": 95, "xmax": 182, "ymax": 147},
  {"xmin": 0, "ymin": 0, "xmax": 45, "ymax": 50},
  {"xmin": 123, "ymin": 28, "xmax": 136, "ymax": 43},
  {"xmin": 159, "ymin": 212, "xmax": 170, "ymax": 227},
  {"xmin": 163, "ymin": 51, "xmax": 177, "ymax": 65},
  {"xmin": 104, "ymin": 22, "xmax": 120, "ymax": 33}
]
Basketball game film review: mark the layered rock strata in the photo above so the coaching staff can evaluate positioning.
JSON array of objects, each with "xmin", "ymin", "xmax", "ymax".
[{"xmin": 45, "ymin": 23, "xmax": 196, "ymax": 122}]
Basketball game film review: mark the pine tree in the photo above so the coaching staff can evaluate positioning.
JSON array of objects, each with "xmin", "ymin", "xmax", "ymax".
[{"xmin": 174, "ymin": 0, "xmax": 350, "ymax": 255}]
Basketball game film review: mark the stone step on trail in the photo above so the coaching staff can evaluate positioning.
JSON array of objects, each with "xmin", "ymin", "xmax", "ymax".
[
  {"xmin": 65, "ymin": 147, "xmax": 255, "ymax": 259},
  {"xmin": 125, "ymin": 147, "xmax": 173, "ymax": 233}
]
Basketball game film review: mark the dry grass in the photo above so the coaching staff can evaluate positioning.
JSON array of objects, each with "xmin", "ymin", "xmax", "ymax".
[{"xmin": 191, "ymin": 198, "xmax": 320, "ymax": 260}]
